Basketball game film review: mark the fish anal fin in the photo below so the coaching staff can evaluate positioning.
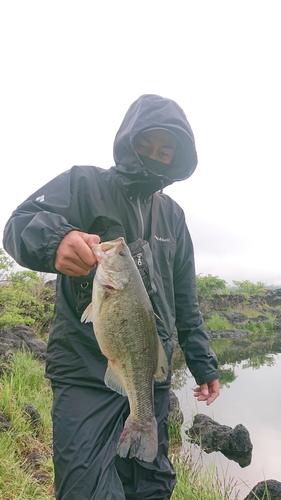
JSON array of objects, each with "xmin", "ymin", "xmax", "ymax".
[
  {"xmin": 154, "ymin": 337, "xmax": 168, "ymax": 383},
  {"xmin": 105, "ymin": 362, "xmax": 127, "ymax": 397}
]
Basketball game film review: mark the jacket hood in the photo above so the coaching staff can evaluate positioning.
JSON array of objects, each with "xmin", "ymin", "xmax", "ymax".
[{"xmin": 113, "ymin": 94, "xmax": 198, "ymax": 196}]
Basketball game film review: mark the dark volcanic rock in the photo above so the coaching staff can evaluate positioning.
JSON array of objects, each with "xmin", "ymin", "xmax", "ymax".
[
  {"xmin": 169, "ymin": 390, "xmax": 184, "ymax": 426},
  {"xmin": 274, "ymin": 318, "xmax": 281, "ymax": 332},
  {"xmin": 0, "ymin": 413, "xmax": 12, "ymax": 432},
  {"xmin": 23, "ymin": 403, "xmax": 43, "ymax": 436},
  {"xmin": 0, "ymin": 325, "xmax": 47, "ymax": 360},
  {"xmin": 222, "ymin": 311, "xmax": 249, "ymax": 327},
  {"xmin": 207, "ymin": 329, "xmax": 253, "ymax": 340},
  {"xmin": 187, "ymin": 413, "xmax": 253, "ymax": 467},
  {"xmin": 243, "ymin": 479, "xmax": 281, "ymax": 499},
  {"xmin": 265, "ymin": 288, "xmax": 281, "ymax": 307}
]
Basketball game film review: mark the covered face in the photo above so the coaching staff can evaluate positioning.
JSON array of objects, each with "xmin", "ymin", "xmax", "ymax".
[
  {"xmin": 113, "ymin": 94, "xmax": 198, "ymax": 194},
  {"xmin": 133, "ymin": 129, "xmax": 178, "ymax": 164}
]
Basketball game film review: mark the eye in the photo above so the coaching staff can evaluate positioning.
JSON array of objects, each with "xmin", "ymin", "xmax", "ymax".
[{"xmin": 119, "ymin": 250, "xmax": 126, "ymax": 256}]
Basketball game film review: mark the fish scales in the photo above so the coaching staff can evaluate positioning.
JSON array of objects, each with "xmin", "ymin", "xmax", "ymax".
[{"xmin": 81, "ymin": 237, "xmax": 168, "ymax": 462}]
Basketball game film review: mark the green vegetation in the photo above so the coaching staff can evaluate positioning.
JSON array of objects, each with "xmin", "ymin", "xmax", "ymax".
[
  {"xmin": 0, "ymin": 351, "xmax": 243, "ymax": 500},
  {"xmin": 246, "ymin": 312, "xmax": 275, "ymax": 334},
  {"xmin": 170, "ymin": 454, "xmax": 239, "ymax": 500},
  {"xmin": 232, "ymin": 279, "xmax": 269, "ymax": 298},
  {"xmin": 0, "ymin": 249, "xmax": 55, "ymax": 337},
  {"xmin": 205, "ymin": 314, "xmax": 232, "ymax": 331},
  {"xmin": 195, "ymin": 273, "xmax": 275, "ymax": 303},
  {"xmin": 0, "ymin": 351, "xmax": 53, "ymax": 499},
  {"xmin": 0, "ymin": 252, "xmax": 280, "ymax": 498},
  {"xmin": 196, "ymin": 274, "xmax": 228, "ymax": 301}
]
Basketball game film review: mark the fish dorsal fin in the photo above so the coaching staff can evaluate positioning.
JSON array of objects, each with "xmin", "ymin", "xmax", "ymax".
[
  {"xmin": 80, "ymin": 302, "xmax": 93, "ymax": 323},
  {"xmin": 105, "ymin": 362, "xmax": 127, "ymax": 397},
  {"xmin": 154, "ymin": 337, "xmax": 169, "ymax": 383}
]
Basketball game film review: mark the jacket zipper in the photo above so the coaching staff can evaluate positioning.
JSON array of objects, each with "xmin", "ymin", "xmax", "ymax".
[{"xmin": 137, "ymin": 196, "xmax": 144, "ymax": 239}]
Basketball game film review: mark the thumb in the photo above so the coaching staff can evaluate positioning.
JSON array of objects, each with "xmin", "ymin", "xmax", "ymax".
[{"xmin": 82, "ymin": 233, "xmax": 101, "ymax": 249}]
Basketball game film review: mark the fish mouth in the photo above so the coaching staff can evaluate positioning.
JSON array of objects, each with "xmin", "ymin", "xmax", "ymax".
[{"xmin": 92, "ymin": 237, "xmax": 125, "ymax": 263}]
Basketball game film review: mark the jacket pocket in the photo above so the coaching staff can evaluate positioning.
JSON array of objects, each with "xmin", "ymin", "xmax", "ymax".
[{"xmin": 71, "ymin": 270, "xmax": 95, "ymax": 317}]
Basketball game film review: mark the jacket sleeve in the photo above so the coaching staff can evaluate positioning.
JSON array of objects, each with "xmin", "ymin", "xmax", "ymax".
[
  {"xmin": 3, "ymin": 168, "xmax": 83, "ymax": 273},
  {"xmin": 173, "ymin": 211, "xmax": 219, "ymax": 385}
]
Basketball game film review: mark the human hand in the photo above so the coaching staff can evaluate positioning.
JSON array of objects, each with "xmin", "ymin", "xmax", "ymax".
[
  {"xmin": 55, "ymin": 230, "xmax": 100, "ymax": 276},
  {"xmin": 193, "ymin": 379, "xmax": 220, "ymax": 406}
]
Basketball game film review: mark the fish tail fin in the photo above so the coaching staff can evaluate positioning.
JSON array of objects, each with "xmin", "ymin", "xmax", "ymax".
[{"xmin": 117, "ymin": 416, "xmax": 158, "ymax": 463}]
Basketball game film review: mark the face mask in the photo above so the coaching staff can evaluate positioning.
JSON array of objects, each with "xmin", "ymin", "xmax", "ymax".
[{"xmin": 138, "ymin": 154, "xmax": 171, "ymax": 176}]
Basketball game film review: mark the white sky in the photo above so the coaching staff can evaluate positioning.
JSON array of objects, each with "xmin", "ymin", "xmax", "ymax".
[{"xmin": 1, "ymin": 1, "xmax": 280, "ymax": 286}]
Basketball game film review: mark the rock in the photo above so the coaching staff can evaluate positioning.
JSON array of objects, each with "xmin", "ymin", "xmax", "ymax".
[
  {"xmin": 265, "ymin": 288, "xmax": 281, "ymax": 307},
  {"xmin": 23, "ymin": 403, "xmax": 43, "ymax": 436},
  {"xmin": 32, "ymin": 471, "xmax": 51, "ymax": 483},
  {"xmin": 199, "ymin": 289, "xmax": 281, "ymax": 314},
  {"xmin": 23, "ymin": 450, "xmax": 43, "ymax": 469},
  {"xmin": 0, "ymin": 413, "xmax": 12, "ymax": 432},
  {"xmin": 274, "ymin": 318, "xmax": 281, "ymax": 332},
  {"xmin": 186, "ymin": 413, "xmax": 253, "ymax": 468},
  {"xmin": 0, "ymin": 363, "xmax": 8, "ymax": 376},
  {"xmin": 207, "ymin": 329, "xmax": 253, "ymax": 340},
  {"xmin": 45, "ymin": 279, "xmax": 56, "ymax": 291},
  {"xmin": 243, "ymin": 479, "xmax": 281, "ymax": 499},
  {"xmin": 249, "ymin": 314, "xmax": 268, "ymax": 323},
  {"xmin": 199, "ymin": 293, "xmax": 248, "ymax": 314},
  {"xmin": 222, "ymin": 312, "xmax": 249, "ymax": 327},
  {"xmin": 0, "ymin": 325, "xmax": 47, "ymax": 360},
  {"xmin": 22, "ymin": 449, "xmax": 52, "ymax": 483},
  {"xmin": 169, "ymin": 390, "xmax": 184, "ymax": 426}
]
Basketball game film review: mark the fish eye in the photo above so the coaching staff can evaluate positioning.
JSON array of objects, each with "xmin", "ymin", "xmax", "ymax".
[{"xmin": 119, "ymin": 250, "xmax": 126, "ymax": 257}]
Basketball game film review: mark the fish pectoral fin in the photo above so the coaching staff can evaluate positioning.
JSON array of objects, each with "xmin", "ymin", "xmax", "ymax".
[
  {"xmin": 154, "ymin": 337, "xmax": 169, "ymax": 383},
  {"xmin": 105, "ymin": 363, "xmax": 127, "ymax": 397},
  {"xmin": 80, "ymin": 302, "xmax": 93, "ymax": 323}
]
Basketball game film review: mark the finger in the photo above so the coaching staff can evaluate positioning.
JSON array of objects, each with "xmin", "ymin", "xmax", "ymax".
[
  {"xmin": 193, "ymin": 387, "xmax": 209, "ymax": 401},
  {"xmin": 206, "ymin": 393, "xmax": 219, "ymax": 406},
  {"xmin": 199, "ymin": 383, "xmax": 209, "ymax": 397},
  {"xmin": 206, "ymin": 380, "xmax": 220, "ymax": 406},
  {"xmin": 86, "ymin": 235, "xmax": 100, "ymax": 249},
  {"xmin": 62, "ymin": 265, "xmax": 92, "ymax": 277},
  {"xmin": 74, "ymin": 234, "xmax": 99, "ymax": 267},
  {"xmin": 55, "ymin": 231, "xmax": 98, "ymax": 274},
  {"xmin": 193, "ymin": 387, "xmax": 202, "ymax": 396}
]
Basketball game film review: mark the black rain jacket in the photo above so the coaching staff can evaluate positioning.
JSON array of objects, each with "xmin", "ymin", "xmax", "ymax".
[{"xmin": 3, "ymin": 94, "xmax": 218, "ymax": 386}]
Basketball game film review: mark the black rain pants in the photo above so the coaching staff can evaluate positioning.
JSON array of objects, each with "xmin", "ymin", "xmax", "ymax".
[{"xmin": 51, "ymin": 354, "xmax": 176, "ymax": 500}]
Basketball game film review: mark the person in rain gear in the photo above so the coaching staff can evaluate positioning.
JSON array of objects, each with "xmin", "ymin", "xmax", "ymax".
[{"xmin": 3, "ymin": 94, "xmax": 220, "ymax": 500}]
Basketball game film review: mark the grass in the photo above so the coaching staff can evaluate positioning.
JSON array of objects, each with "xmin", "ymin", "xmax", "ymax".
[
  {"xmin": 0, "ymin": 351, "xmax": 54, "ymax": 499},
  {"xmin": 170, "ymin": 453, "xmax": 240, "ymax": 500},
  {"xmin": 205, "ymin": 310, "xmax": 276, "ymax": 335},
  {"xmin": 246, "ymin": 312, "xmax": 275, "ymax": 334},
  {"xmin": 0, "ymin": 351, "xmax": 249, "ymax": 499},
  {"xmin": 205, "ymin": 314, "xmax": 232, "ymax": 331}
]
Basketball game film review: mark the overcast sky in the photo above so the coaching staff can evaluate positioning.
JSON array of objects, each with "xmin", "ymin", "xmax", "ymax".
[{"xmin": 1, "ymin": 1, "xmax": 280, "ymax": 286}]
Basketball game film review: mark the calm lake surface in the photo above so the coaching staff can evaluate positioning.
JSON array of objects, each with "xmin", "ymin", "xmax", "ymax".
[{"xmin": 172, "ymin": 340, "xmax": 281, "ymax": 499}]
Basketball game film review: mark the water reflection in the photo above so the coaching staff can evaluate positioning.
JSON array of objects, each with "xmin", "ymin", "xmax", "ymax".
[{"xmin": 172, "ymin": 332, "xmax": 281, "ymax": 497}]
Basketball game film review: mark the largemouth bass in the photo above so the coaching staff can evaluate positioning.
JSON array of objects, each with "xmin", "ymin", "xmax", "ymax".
[{"xmin": 81, "ymin": 237, "xmax": 168, "ymax": 462}]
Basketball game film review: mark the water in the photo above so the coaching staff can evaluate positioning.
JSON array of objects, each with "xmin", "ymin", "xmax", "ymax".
[{"xmin": 172, "ymin": 344, "xmax": 281, "ymax": 499}]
